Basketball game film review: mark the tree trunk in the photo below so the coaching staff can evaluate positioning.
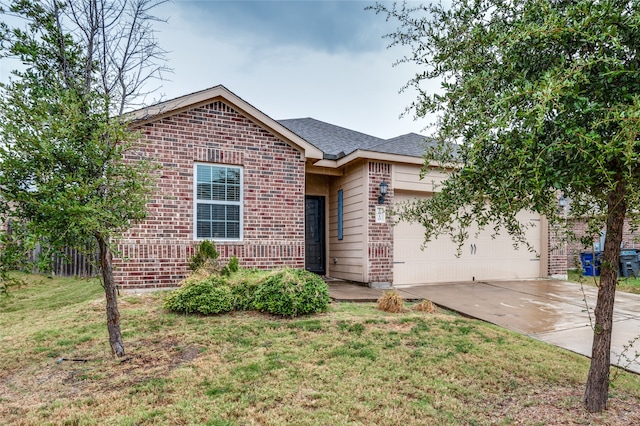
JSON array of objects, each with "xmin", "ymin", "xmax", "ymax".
[
  {"xmin": 584, "ymin": 179, "xmax": 626, "ymax": 412},
  {"xmin": 96, "ymin": 234, "xmax": 125, "ymax": 357}
]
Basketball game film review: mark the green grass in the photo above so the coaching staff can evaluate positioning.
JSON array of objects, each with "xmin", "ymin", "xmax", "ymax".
[
  {"xmin": 1, "ymin": 274, "xmax": 640, "ymax": 425},
  {"xmin": 567, "ymin": 269, "xmax": 640, "ymax": 294}
]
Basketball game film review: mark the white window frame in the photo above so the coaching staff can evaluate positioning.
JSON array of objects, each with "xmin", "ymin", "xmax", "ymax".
[{"xmin": 193, "ymin": 162, "xmax": 244, "ymax": 241}]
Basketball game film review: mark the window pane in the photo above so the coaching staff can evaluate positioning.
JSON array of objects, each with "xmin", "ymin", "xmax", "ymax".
[
  {"xmin": 197, "ymin": 204, "xmax": 211, "ymax": 221},
  {"xmin": 211, "ymin": 205, "xmax": 225, "ymax": 221},
  {"xmin": 197, "ymin": 183, "xmax": 211, "ymax": 200},
  {"xmin": 227, "ymin": 222, "xmax": 240, "ymax": 239},
  {"xmin": 197, "ymin": 221, "xmax": 211, "ymax": 239},
  {"xmin": 212, "ymin": 184, "xmax": 225, "ymax": 201},
  {"xmin": 227, "ymin": 205, "xmax": 240, "ymax": 221},
  {"xmin": 211, "ymin": 167, "xmax": 225, "ymax": 185},
  {"xmin": 227, "ymin": 185, "xmax": 240, "ymax": 202},
  {"xmin": 212, "ymin": 222, "xmax": 225, "ymax": 238},
  {"xmin": 227, "ymin": 168, "xmax": 240, "ymax": 185},
  {"xmin": 197, "ymin": 165, "xmax": 210, "ymax": 185}
]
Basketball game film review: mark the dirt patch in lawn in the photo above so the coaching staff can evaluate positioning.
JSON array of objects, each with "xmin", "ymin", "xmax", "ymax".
[{"xmin": 480, "ymin": 385, "xmax": 640, "ymax": 425}]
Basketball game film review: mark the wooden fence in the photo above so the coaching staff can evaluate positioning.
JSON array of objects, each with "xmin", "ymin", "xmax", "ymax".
[{"xmin": 29, "ymin": 244, "xmax": 97, "ymax": 278}]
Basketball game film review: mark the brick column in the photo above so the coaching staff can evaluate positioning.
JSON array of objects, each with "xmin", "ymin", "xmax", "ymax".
[
  {"xmin": 367, "ymin": 161, "xmax": 393, "ymax": 287},
  {"xmin": 548, "ymin": 222, "xmax": 568, "ymax": 278}
]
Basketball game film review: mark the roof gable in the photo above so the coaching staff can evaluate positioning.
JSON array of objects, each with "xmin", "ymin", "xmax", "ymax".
[
  {"xmin": 128, "ymin": 85, "xmax": 323, "ymax": 160},
  {"xmin": 127, "ymin": 85, "xmax": 448, "ymax": 166}
]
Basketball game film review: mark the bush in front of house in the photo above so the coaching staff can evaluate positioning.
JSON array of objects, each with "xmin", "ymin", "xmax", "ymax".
[
  {"xmin": 163, "ymin": 276, "xmax": 234, "ymax": 315},
  {"xmin": 377, "ymin": 290, "xmax": 405, "ymax": 313},
  {"xmin": 253, "ymin": 268, "xmax": 330, "ymax": 317},
  {"xmin": 166, "ymin": 242, "xmax": 329, "ymax": 317},
  {"xmin": 221, "ymin": 255, "xmax": 240, "ymax": 277},
  {"xmin": 188, "ymin": 240, "xmax": 220, "ymax": 272},
  {"xmin": 216, "ymin": 267, "xmax": 266, "ymax": 311}
]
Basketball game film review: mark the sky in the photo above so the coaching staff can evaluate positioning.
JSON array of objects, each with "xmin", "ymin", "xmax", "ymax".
[
  {"xmin": 0, "ymin": 0, "xmax": 440, "ymax": 139},
  {"xmin": 151, "ymin": 0, "xmax": 437, "ymax": 139}
]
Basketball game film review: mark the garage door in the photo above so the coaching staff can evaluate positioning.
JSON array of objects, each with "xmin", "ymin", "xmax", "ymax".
[{"xmin": 393, "ymin": 192, "xmax": 542, "ymax": 285}]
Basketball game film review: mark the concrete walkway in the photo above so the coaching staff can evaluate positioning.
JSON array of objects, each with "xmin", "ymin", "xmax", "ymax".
[{"xmin": 328, "ymin": 279, "xmax": 640, "ymax": 374}]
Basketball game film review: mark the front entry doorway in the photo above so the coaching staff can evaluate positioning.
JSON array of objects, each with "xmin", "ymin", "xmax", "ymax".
[{"xmin": 305, "ymin": 196, "xmax": 325, "ymax": 275}]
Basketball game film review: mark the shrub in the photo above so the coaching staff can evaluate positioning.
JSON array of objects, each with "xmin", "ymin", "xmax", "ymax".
[
  {"xmin": 413, "ymin": 299, "xmax": 436, "ymax": 313},
  {"xmin": 253, "ymin": 268, "xmax": 330, "ymax": 317},
  {"xmin": 229, "ymin": 279, "xmax": 259, "ymax": 311},
  {"xmin": 377, "ymin": 290, "xmax": 405, "ymax": 313},
  {"xmin": 221, "ymin": 255, "xmax": 240, "ymax": 277},
  {"xmin": 226, "ymin": 268, "xmax": 269, "ymax": 310},
  {"xmin": 227, "ymin": 255, "xmax": 239, "ymax": 273},
  {"xmin": 166, "ymin": 267, "xmax": 329, "ymax": 317},
  {"xmin": 164, "ymin": 278, "xmax": 233, "ymax": 315},
  {"xmin": 189, "ymin": 240, "xmax": 219, "ymax": 272}
]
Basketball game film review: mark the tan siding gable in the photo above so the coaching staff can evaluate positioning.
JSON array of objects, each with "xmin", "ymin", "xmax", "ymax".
[{"xmin": 393, "ymin": 163, "xmax": 449, "ymax": 193}]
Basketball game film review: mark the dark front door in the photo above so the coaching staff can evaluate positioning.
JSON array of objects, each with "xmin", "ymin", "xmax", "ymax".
[{"xmin": 305, "ymin": 196, "xmax": 325, "ymax": 275}]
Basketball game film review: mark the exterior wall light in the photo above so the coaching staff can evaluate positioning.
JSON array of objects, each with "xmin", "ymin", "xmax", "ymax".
[
  {"xmin": 558, "ymin": 196, "xmax": 566, "ymax": 207},
  {"xmin": 558, "ymin": 195, "xmax": 567, "ymax": 214},
  {"xmin": 378, "ymin": 180, "xmax": 388, "ymax": 205}
]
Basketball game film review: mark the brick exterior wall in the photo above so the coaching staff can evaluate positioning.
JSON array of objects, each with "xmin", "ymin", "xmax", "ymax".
[
  {"xmin": 367, "ymin": 161, "xmax": 393, "ymax": 285},
  {"xmin": 567, "ymin": 218, "xmax": 591, "ymax": 270},
  {"xmin": 114, "ymin": 100, "xmax": 305, "ymax": 289},
  {"xmin": 566, "ymin": 218, "xmax": 639, "ymax": 270},
  {"xmin": 548, "ymin": 223, "xmax": 568, "ymax": 276}
]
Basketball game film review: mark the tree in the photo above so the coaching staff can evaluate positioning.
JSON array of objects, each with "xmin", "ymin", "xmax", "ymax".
[
  {"xmin": 372, "ymin": 0, "xmax": 640, "ymax": 413},
  {"xmin": 0, "ymin": 0, "xmax": 167, "ymax": 356}
]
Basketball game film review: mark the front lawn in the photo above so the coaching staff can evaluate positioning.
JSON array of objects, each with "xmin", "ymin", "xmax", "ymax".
[
  {"xmin": 567, "ymin": 269, "xmax": 640, "ymax": 294},
  {"xmin": 1, "ymin": 274, "xmax": 639, "ymax": 425}
]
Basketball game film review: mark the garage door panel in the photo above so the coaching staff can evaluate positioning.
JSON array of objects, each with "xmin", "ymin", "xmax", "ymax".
[{"xmin": 393, "ymin": 192, "xmax": 541, "ymax": 285}]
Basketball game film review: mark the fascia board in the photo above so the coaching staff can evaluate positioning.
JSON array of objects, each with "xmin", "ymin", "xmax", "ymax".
[
  {"xmin": 312, "ymin": 150, "xmax": 460, "ymax": 171},
  {"xmin": 336, "ymin": 150, "xmax": 425, "ymax": 167}
]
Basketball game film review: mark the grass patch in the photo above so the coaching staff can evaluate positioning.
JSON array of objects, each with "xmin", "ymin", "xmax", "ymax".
[
  {"xmin": 567, "ymin": 269, "xmax": 640, "ymax": 294},
  {"xmin": 1, "ymin": 275, "xmax": 640, "ymax": 424}
]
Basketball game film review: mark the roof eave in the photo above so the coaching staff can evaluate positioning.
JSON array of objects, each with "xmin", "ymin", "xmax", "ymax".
[
  {"xmin": 312, "ymin": 150, "xmax": 460, "ymax": 170},
  {"xmin": 337, "ymin": 150, "xmax": 425, "ymax": 167}
]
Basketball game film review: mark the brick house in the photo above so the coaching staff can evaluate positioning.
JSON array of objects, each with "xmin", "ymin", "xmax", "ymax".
[{"xmin": 115, "ymin": 85, "xmax": 566, "ymax": 289}]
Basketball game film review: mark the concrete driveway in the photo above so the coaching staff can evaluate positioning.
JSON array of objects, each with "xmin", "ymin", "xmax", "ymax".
[{"xmin": 328, "ymin": 279, "xmax": 640, "ymax": 374}]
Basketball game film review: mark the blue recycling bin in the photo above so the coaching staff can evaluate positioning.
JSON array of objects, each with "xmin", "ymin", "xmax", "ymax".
[{"xmin": 580, "ymin": 252, "xmax": 600, "ymax": 276}]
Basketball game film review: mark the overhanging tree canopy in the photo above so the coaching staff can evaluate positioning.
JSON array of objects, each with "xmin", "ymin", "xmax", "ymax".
[
  {"xmin": 0, "ymin": 0, "xmax": 166, "ymax": 357},
  {"xmin": 372, "ymin": 0, "xmax": 640, "ymax": 413}
]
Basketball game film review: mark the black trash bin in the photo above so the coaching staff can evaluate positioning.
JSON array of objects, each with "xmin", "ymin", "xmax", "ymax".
[{"xmin": 619, "ymin": 249, "xmax": 640, "ymax": 278}]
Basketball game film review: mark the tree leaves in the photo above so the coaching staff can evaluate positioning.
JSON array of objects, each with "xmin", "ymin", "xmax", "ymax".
[
  {"xmin": 0, "ymin": 0, "xmax": 166, "ymax": 357},
  {"xmin": 372, "ymin": 0, "xmax": 640, "ymax": 412},
  {"xmin": 373, "ymin": 0, "xmax": 640, "ymax": 242},
  {"xmin": 0, "ymin": 0, "xmax": 158, "ymax": 263}
]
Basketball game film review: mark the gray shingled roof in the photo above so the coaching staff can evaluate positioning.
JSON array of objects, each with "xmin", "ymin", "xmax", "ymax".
[
  {"xmin": 369, "ymin": 133, "xmax": 435, "ymax": 157},
  {"xmin": 278, "ymin": 118, "xmax": 386, "ymax": 159},
  {"xmin": 277, "ymin": 117, "xmax": 454, "ymax": 160}
]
